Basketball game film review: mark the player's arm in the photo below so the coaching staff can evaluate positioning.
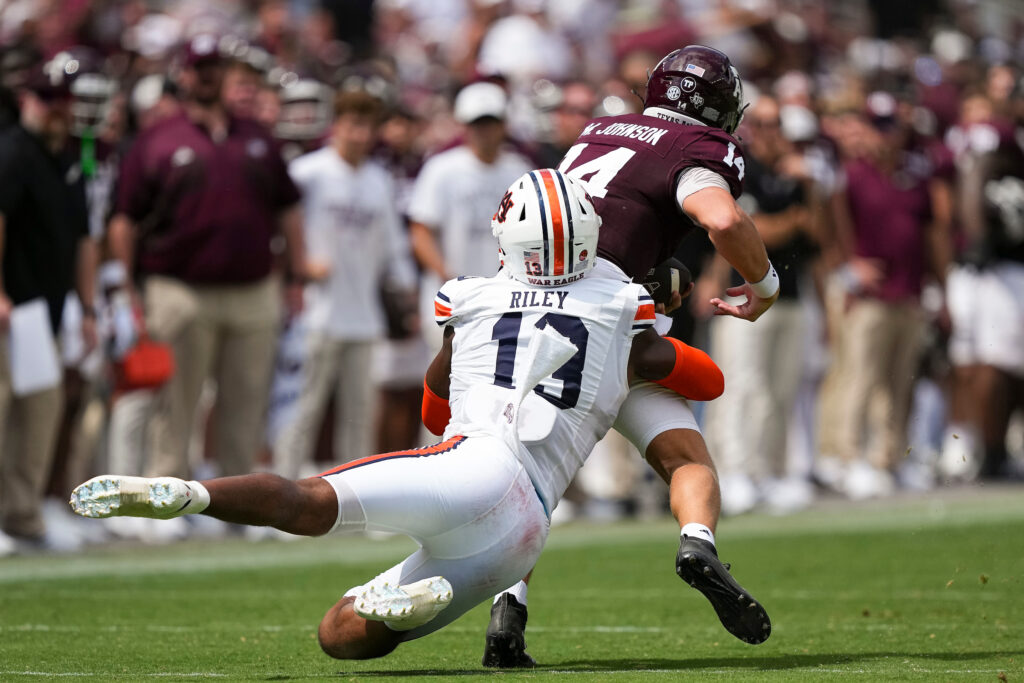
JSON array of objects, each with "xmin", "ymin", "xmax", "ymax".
[
  {"xmin": 682, "ymin": 186, "xmax": 778, "ymax": 321},
  {"xmin": 409, "ymin": 220, "xmax": 450, "ymax": 281},
  {"xmin": 629, "ymin": 328, "xmax": 724, "ymax": 401},
  {"xmin": 0, "ymin": 213, "xmax": 9, "ymax": 331},
  {"xmin": 422, "ymin": 326, "xmax": 455, "ymax": 435},
  {"xmin": 279, "ymin": 203, "xmax": 310, "ymax": 282},
  {"xmin": 926, "ymin": 176, "xmax": 953, "ymax": 289}
]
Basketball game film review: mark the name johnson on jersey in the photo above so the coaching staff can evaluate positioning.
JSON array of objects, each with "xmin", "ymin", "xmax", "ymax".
[{"xmin": 581, "ymin": 121, "xmax": 670, "ymax": 146}]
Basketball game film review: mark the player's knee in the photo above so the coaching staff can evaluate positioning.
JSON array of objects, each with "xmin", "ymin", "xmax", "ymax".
[
  {"xmin": 646, "ymin": 428, "xmax": 716, "ymax": 474},
  {"xmin": 317, "ymin": 598, "xmax": 400, "ymax": 660}
]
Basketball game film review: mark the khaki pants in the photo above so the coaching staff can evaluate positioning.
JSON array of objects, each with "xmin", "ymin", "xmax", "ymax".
[
  {"xmin": 274, "ymin": 335, "xmax": 376, "ymax": 478},
  {"xmin": 0, "ymin": 337, "xmax": 63, "ymax": 538},
  {"xmin": 705, "ymin": 299, "xmax": 806, "ymax": 481},
  {"xmin": 815, "ymin": 276, "xmax": 850, "ymax": 459},
  {"xmin": 145, "ymin": 276, "xmax": 281, "ymax": 479},
  {"xmin": 835, "ymin": 298, "xmax": 924, "ymax": 470}
]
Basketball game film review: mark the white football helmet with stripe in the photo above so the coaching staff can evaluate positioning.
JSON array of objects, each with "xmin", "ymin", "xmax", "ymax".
[{"xmin": 491, "ymin": 168, "xmax": 602, "ymax": 287}]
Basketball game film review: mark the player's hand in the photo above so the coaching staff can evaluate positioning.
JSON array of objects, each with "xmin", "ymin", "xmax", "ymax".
[
  {"xmin": 0, "ymin": 291, "xmax": 11, "ymax": 332},
  {"xmin": 709, "ymin": 283, "xmax": 778, "ymax": 322},
  {"xmin": 655, "ymin": 283, "xmax": 692, "ymax": 315},
  {"xmin": 844, "ymin": 257, "xmax": 885, "ymax": 295}
]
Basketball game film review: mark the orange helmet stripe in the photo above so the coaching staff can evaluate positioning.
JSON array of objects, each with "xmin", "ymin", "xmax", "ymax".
[{"xmin": 539, "ymin": 169, "xmax": 565, "ymax": 276}]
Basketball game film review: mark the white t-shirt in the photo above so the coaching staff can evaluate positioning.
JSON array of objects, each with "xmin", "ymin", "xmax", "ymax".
[
  {"xmin": 434, "ymin": 269, "xmax": 656, "ymax": 513},
  {"xmin": 408, "ymin": 145, "xmax": 532, "ymax": 278},
  {"xmin": 289, "ymin": 147, "xmax": 415, "ymax": 340}
]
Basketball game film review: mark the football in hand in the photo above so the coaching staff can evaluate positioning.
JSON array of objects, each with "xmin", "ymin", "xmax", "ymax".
[{"xmin": 639, "ymin": 258, "xmax": 692, "ymax": 305}]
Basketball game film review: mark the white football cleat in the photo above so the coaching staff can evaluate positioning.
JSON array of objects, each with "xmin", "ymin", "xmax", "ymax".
[
  {"xmin": 353, "ymin": 576, "xmax": 453, "ymax": 631},
  {"xmin": 70, "ymin": 476, "xmax": 199, "ymax": 519}
]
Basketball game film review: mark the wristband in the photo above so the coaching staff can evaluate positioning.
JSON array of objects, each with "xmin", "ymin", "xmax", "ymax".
[{"xmin": 747, "ymin": 262, "xmax": 780, "ymax": 299}]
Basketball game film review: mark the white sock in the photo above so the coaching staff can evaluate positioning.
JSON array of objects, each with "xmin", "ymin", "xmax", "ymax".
[
  {"xmin": 681, "ymin": 523, "xmax": 715, "ymax": 547},
  {"xmin": 494, "ymin": 580, "xmax": 529, "ymax": 606},
  {"xmin": 183, "ymin": 480, "xmax": 211, "ymax": 515}
]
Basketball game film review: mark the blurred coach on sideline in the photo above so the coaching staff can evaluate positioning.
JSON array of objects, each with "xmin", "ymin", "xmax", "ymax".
[
  {"xmin": 0, "ymin": 61, "xmax": 97, "ymax": 549},
  {"xmin": 107, "ymin": 35, "xmax": 305, "ymax": 483}
]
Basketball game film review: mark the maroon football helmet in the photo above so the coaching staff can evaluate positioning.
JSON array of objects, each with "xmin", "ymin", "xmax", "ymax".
[{"xmin": 644, "ymin": 45, "xmax": 745, "ymax": 134}]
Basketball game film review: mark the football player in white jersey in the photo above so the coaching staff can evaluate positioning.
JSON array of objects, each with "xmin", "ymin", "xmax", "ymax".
[{"xmin": 68, "ymin": 169, "xmax": 737, "ymax": 661}]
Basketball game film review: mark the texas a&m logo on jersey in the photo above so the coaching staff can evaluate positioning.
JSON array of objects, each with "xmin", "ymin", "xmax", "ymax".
[{"xmin": 494, "ymin": 190, "xmax": 515, "ymax": 224}]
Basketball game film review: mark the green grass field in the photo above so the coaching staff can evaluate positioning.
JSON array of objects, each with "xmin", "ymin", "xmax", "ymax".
[{"xmin": 2, "ymin": 486, "xmax": 1023, "ymax": 682}]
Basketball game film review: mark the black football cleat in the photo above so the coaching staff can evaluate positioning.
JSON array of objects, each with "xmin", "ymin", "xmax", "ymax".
[
  {"xmin": 481, "ymin": 594, "xmax": 536, "ymax": 668},
  {"xmin": 676, "ymin": 535, "xmax": 771, "ymax": 644}
]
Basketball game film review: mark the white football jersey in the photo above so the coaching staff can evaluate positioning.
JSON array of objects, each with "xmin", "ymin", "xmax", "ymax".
[
  {"xmin": 289, "ymin": 147, "xmax": 415, "ymax": 340},
  {"xmin": 434, "ymin": 269, "xmax": 656, "ymax": 513}
]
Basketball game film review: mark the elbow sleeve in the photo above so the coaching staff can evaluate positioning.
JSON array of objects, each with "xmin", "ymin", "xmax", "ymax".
[
  {"xmin": 421, "ymin": 380, "xmax": 451, "ymax": 436},
  {"xmin": 651, "ymin": 337, "xmax": 725, "ymax": 401}
]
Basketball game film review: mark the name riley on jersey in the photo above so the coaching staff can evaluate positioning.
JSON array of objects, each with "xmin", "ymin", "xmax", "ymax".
[{"xmin": 508, "ymin": 290, "xmax": 571, "ymax": 310}]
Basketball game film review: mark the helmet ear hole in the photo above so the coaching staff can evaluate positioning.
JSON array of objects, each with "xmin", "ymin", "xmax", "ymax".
[{"xmin": 519, "ymin": 205, "xmax": 527, "ymax": 222}]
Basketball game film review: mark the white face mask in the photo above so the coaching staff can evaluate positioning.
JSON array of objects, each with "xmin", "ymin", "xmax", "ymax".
[{"xmin": 643, "ymin": 107, "xmax": 709, "ymax": 127}]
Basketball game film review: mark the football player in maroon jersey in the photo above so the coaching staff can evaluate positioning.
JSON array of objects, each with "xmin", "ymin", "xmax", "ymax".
[{"xmin": 483, "ymin": 46, "xmax": 779, "ymax": 667}]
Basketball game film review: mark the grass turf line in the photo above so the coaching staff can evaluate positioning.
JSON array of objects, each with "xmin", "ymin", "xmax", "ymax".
[{"xmin": 1, "ymin": 488, "xmax": 1022, "ymax": 681}]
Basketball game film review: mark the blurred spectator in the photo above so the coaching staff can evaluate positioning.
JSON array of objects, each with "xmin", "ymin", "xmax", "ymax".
[
  {"xmin": 828, "ymin": 92, "xmax": 954, "ymax": 499},
  {"xmin": 220, "ymin": 39, "xmax": 274, "ymax": 121},
  {"xmin": 274, "ymin": 78, "xmax": 334, "ymax": 163},
  {"xmin": 131, "ymin": 75, "xmax": 181, "ymax": 129},
  {"xmin": 373, "ymin": 105, "xmax": 433, "ymax": 453},
  {"xmin": 274, "ymin": 90, "xmax": 416, "ymax": 477},
  {"xmin": 107, "ymin": 35, "xmax": 305, "ymax": 487},
  {"xmin": 700, "ymin": 95, "xmax": 818, "ymax": 515},
  {"xmin": 943, "ymin": 99, "xmax": 1024, "ymax": 480},
  {"xmin": 477, "ymin": 0, "xmax": 574, "ymax": 86},
  {"xmin": 408, "ymin": 81, "xmax": 531, "ymax": 346},
  {"xmin": 534, "ymin": 79, "xmax": 598, "ymax": 168},
  {"xmin": 0, "ymin": 59, "xmax": 97, "ymax": 552},
  {"xmin": 49, "ymin": 48, "xmax": 126, "ymax": 535}
]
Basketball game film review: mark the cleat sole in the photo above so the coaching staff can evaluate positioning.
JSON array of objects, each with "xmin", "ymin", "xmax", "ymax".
[
  {"xmin": 676, "ymin": 537, "xmax": 771, "ymax": 645},
  {"xmin": 353, "ymin": 576, "xmax": 453, "ymax": 630}
]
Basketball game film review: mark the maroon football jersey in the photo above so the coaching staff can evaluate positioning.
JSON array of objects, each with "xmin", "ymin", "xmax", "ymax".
[{"xmin": 558, "ymin": 113, "xmax": 744, "ymax": 279}]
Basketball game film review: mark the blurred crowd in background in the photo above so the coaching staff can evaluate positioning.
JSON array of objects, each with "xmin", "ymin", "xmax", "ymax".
[{"xmin": 1, "ymin": 0, "xmax": 1023, "ymax": 554}]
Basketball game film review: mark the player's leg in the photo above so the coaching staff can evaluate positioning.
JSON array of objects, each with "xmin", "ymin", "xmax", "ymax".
[
  {"xmin": 71, "ymin": 472, "xmax": 339, "ymax": 535},
  {"xmin": 643, "ymin": 427, "xmax": 719, "ymax": 529},
  {"xmin": 318, "ymin": 596, "xmax": 403, "ymax": 659},
  {"xmin": 976, "ymin": 364, "xmax": 1015, "ymax": 477},
  {"xmin": 615, "ymin": 382, "xmax": 770, "ymax": 645},
  {"xmin": 318, "ymin": 436, "xmax": 547, "ymax": 659},
  {"xmin": 482, "ymin": 570, "xmax": 534, "ymax": 668}
]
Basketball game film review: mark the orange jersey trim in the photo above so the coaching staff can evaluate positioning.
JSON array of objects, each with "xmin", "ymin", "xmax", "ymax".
[
  {"xmin": 634, "ymin": 303, "xmax": 656, "ymax": 321},
  {"xmin": 317, "ymin": 435, "xmax": 467, "ymax": 477},
  {"xmin": 434, "ymin": 301, "xmax": 452, "ymax": 318},
  {"xmin": 539, "ymin": 169, "xmax": 565, "ymax": 276}
]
